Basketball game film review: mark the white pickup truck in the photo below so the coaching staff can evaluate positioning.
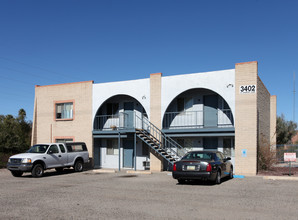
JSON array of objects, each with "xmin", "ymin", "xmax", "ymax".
[{"xmin": 7, "ymin": 142, "xmax": 89, "ymax": 177}]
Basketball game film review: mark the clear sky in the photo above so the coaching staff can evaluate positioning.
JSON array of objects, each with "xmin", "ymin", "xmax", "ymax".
[{"xmin": 0, "ymin": 0, "xmax": 297, "ymax": 122}]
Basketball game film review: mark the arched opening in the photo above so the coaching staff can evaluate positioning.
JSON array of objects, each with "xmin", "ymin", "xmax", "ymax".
[
  {"xmin": 162, "ymin": 88, "xmax": 234, "ymax": 130},
  {"xmin": 93, "ymin": 94, "xmax": 148, "ymax": 131},
  {"xmin": 161, "ymin": 88, "xmax": 235, "ymax": 165},
  {"xmin": 93, "ymin": 95, "xmax": 150, "ymax": 170}
]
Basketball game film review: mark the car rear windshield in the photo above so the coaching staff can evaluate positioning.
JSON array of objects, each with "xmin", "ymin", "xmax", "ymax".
[
  {"xmin": 66, "ymin": 143, "xmax": 87, "ymax": 152},
  {"xmin": 182, "ymin": 152, "xmax": 215, "ymax": 160},
  {"xmin": 27, "ymin": 144, "xmax": 49, "ymax": 153}
]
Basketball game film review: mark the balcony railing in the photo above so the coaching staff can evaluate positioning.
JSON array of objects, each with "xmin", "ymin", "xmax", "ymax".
[
  {"xmin": 163, "ymin": 109, "xmax": 233, "ymax": 129},
  {"xmin": 94, "ymin": 112, "xmax": 147, "ymax": 131},
  {"xmin": 94, "ymin": 109, "xmax": 233, "ymax": 131}
]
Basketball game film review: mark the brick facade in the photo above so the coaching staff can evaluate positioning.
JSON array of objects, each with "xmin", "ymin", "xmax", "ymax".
[
  {"xmin": 31, "ymin": 81, "xmax": 93, "ymax": 157},
  {"xmin": 235, "ymin": 62, "xmax": 258, "ymax": 175}
]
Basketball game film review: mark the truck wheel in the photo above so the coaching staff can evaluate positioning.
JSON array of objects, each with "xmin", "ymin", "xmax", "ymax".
[
  {"xmin": 11, "ymin": 171, "xmax": 23, "ymax": 177},
  {"xmin": 74, "ymin": 160, "xmax": 83, "ymax": 172},
  {"xmin": 32, "ymin": 164, "xmax": 44, "ymax": 177}
]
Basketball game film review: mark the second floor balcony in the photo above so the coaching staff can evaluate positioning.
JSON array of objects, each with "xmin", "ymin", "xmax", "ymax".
[
  {"xmin": 163, "ymin": 109, "xmax": 234, "ymax": 130},
  {"xmin": 93, "ymin": 109, "xmax": 234, "ymax": 132}
]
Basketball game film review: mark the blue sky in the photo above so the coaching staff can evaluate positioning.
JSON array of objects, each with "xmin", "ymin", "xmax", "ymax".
[{"xmin": 0, "ymin": 0, "xmax": 297, "ymax": 122}]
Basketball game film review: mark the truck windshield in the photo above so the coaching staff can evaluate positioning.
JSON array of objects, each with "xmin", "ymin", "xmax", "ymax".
[{"xmin": 27, "ymin": 145, "xmax": 49, "ymax": 153}]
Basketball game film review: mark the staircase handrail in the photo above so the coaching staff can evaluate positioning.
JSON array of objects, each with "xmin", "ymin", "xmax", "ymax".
[{"xmin": 135, "ymin": 114, "xmax": 187, "ymax": 158}]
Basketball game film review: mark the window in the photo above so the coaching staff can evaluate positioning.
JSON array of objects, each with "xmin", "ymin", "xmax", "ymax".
[
  {"xmin": 107, "ymin": 103, "xmax": 119, "ymax": 116},
  {"xmin": 182, "ymin": 152, "xmax": 215, "ymax": 160},
  {"xmin": 177, "ymin": 138, "xmax": 193, "ymax": 151},
  {"xmin": 216, "ymin": 152, "xmax": 224, "ymax": 161},
  {"xmin": 56, "ymin": 102, "xmax": 73, "ymax": 119},
  {"xmin": 223, "ymin": 138, "xmax": 235, "ymax": 157},
  {"xmin": 219, "ymin": 97, "xmax": 229, "ymax": 110},
  {"xmin": 56, "ymin": 138, "xmax": 73, "ymax": 143},
  {"xmin": 107, "ymin": 139, "xmax": 119, "ymax": 155},
  {"xmin": 177, "ymin": 97, "xmax": 193, "ymax": 112},
  {"xmin": 65, "ymin": 143, "xmax": 87, "ymax": 152},
  {"xmin": 142, "ymin": 142, "xmax": 149, "ymax": 156},
  {"xmin": 59, "ymin": 144, "xmax": 66, "ymax": 153},
  {"xmin": 177, "ymin": 98, "xmax": 184, "ymax": 112},
  {"xmin": 185, "ymin": 97, "xmax": 193, "ymax": 110},
  {"xmin": 48, "ymin": 145, "xmax": 59, "ymax": 154}
]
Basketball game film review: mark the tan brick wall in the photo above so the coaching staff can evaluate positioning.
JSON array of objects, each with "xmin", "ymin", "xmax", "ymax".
[
  {"xmin": 235, "ymin": 62, "xmax": 258, "ymax": 175},
  {"xmin": 150, "ymin": 73, "xmax": 163, "ymax": 171},
  {"xmin": 270, "ymin": 96, "xmax": 277, "ymax": 148},
  {"xmin": 31, "ymin": 81, "xmax": 93, "ymax": 157},
  {"xmin": 257, "ymin": 76, "xmax": 271, "ymax": 143}
]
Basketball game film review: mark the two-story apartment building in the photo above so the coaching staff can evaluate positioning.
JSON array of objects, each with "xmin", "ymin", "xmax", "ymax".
[{"xmin": 31, "ymin": 61, "xmax": 276, "ymax": 175}]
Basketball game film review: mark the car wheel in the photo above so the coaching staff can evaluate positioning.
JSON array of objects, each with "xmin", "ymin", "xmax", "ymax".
[
  {"xmin": 215, "ymin": 171, "xmax": 221, "ymax": 184},
  {"xmin": 32, "ymin": 164, "xmax": 44, "ymax": 177},
  {"xmin": 178, "ymin": 179, "xmax": 186, "ymax": 184},
  {"xmin": 55, "ymin": 167, "xmax": 64, "ymax": 172},
  {"xmin": 74, "ymin": 160, "xmax": 83, "ymax": 172},
  {"xmin": 11, "ymin": 171, "xmax": 23, "ymax": 177},
  {"xmin": 229, "ymin": 167, "xmax": 233, "ymax": 179}
]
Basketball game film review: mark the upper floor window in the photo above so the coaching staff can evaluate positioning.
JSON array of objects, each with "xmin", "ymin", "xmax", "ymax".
[
  {"xmin": 177, "ymin": 97, "xmax": 193, "ymax": 112},
  {"xmin": 56, "ymin": 102, "xmax": 73, "ymax": 119},
  {"xmin": 56, "ymin": 138, "xmax": 74, "ymax": 143},
  {"xmin": 107, "ymin": 103, "xmax": 119, "ymax": 116}
]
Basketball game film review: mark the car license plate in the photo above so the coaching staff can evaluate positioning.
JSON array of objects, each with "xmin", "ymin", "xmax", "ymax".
[{"xmin": 187, "ymin": 166, "xmax": 196, "ymax": 171}]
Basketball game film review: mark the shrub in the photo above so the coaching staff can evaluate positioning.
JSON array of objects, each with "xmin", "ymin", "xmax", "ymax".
[{"xmin": 258, "ymin": 136, "xmax": 277, "ymax": 171}]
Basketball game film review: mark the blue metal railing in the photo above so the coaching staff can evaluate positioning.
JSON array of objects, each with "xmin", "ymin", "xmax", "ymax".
[
  {"xmin": 135, "ymin": 114, "xmax": 187, "ymax": 162},
  {"xmin": 94, "ymin": 109, "xmax": 233, "ymax": 131},
  {"xmin": 163, "ymin": 109, "xmax": 233, "ymax": 129},
  {"xmin": 94, "ymin": 112, "xmax": 187, "ymax": 163},
  {"xmin": 94, "ymin": 112, "xmax": 128, "ymax": 130}
]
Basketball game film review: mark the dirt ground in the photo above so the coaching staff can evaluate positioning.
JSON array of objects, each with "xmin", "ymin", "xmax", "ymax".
[{"xmin": 258, "ymin": 165, "xmax": 298, "ymax": 176}]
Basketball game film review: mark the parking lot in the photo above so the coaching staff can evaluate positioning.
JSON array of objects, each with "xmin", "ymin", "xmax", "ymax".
[{"xmin": 0, "ymin": 169, "xmax": 298, "ymax": 220}]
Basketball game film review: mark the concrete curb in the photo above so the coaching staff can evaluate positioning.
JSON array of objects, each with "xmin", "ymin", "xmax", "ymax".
[
  {"xmin": 263, "ymin": 176, "xmax": 298, "ymax": 181},
  {"xmin": 91, "ymin": 169, "xmax": 116, "ymax": 173},
  {"xmin": 126, "ymin": 170, "xmax": 152, "ymax": 175}
]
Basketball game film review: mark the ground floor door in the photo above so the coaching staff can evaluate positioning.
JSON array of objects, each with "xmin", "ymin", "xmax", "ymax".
[
  {"xmin": 123, "ymin": 139, "xmax": 134, "ymax": 168},
  {"xmin": 124, "ymin": 102, "xmax": 134, "ymax": 128},
  {"xmin": 203, "ymin": 137, "xmax": 218, "ymax": 150},
  {"xmin": 93, "ymin": 138, "xmax": 101, "ymax": 168},
  {"xmin": 223, "ymin": 137, "xmax": 235, "ymax": 165}
]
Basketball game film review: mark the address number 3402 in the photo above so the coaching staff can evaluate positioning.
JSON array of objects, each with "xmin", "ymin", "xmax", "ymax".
[{"xmin": 239, "ymin": 85, "xmax": 256, "ymax": 94}]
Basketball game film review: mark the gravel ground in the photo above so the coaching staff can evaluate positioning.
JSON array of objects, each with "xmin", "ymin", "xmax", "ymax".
[{"xmin": 0, "ymin": 168, "xmax": 298, "ymax": 220}]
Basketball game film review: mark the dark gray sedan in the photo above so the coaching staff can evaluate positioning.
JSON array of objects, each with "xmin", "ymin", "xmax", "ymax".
[{"xmin": 172, "ymin": 151, "xmax": 233, "ymax": 184}]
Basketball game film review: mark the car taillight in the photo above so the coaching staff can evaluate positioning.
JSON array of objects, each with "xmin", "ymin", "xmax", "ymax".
[
  {"xmin": 173, "ymin": 163, "xmax": 177, "ymax": 171},
  {"xmin": 206, "ymin": 163, "xmax": 212, "ymax": 172}
]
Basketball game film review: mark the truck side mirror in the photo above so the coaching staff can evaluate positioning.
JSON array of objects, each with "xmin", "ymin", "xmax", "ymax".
[{"xmin": 48, "ymin": 150, "xmax": 53, "ymax": 154}]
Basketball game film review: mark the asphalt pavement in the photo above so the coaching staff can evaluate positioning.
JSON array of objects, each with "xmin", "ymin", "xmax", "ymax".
[{"xmin": 0, "ymin": 168, "xmax": 297, "ymax": 220}]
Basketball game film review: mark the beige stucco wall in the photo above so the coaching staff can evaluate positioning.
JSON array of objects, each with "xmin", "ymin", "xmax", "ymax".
[
  {"xmin": 235, "ymin": 62, "xmax": 258, "ymax": 175},
  {"xmin": 31, "ymin": 81, "xmax": 93, "ymax": 157},
  {"xmin": 149, "ymin": 73, "xmax": 163, "ymax": 171}
]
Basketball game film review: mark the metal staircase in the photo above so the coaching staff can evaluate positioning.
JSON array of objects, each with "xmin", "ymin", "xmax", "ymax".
[{"xmin": 135, "ymin": 115, "xmax": 187, "ymax": 165}]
